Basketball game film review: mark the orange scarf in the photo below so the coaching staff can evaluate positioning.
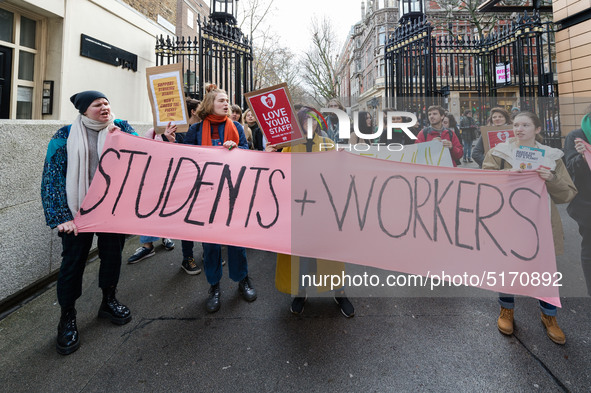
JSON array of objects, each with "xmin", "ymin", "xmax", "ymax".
[{"xmin": 201, "ymin": 114, "xmax": 240, "ymax": 146}]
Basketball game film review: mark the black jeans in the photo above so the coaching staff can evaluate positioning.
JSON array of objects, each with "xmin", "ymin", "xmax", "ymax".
[
  {"xmin": 56, "ymin": 232, "xmax": 126, "ymax": 308},
  {"xmin": 579, "ymin": 224, "xmax": 591, "ymax": 296}
]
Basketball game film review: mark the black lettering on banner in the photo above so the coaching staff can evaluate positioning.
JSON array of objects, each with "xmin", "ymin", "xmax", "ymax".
[
  {"xmin": 413, "ymin": 176, "xmax": 432, "ymax": 241},
  {"xmin": 245, "ymin": 167, "xmax": 269, "ymax": 228},
  {"xmin": 378, "ymin": 175, "xmax": 413, "ymax": 238},
  {"xmin": 80, "ymin": 148, "xmax": 119, "ymax": 215},
  {"xmin": 111, "ymin": 149, "xmax": 148, "ymax": 215},
  {"xmin": 135, "ymin": 157, "xmax": 174, "ymax": 218},
  {"xmin": 433, "ymin": 179, "xmax": 454, "ymax": 244},
  {"xmin": 257, "ymin": 168, "xmax": 284, "ymax": 229},
  {"xmin": 455, "ymin": 180, "xmax": 475, "ymax": 250},
  {"xmin": 475, "ymin": 183, "xmax": 507, "ymax": 256},
  {"xmin": 209, "ymin": 164, "xmax": 247, "ymax": 226},
  {"xmin": 184, "ymin": 162, "xmax": 223, "ymax": 226},
  {"xmin": 160, "ymin": 157, "xmax": 201, "ymax": 217},
  {"xmin": 320, "ymin": 174, "xmax": 376, "ymax": 231},
  {"xmin": 509, "ymin": 188, "xmax": 541, "ymax": 261}
]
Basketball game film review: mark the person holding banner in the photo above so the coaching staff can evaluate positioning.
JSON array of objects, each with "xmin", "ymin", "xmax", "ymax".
[
  {"xmin": 41, "ymin": 90, "xmax": 137, "ymax": 355},
  {"xmin": 266, "ymin": 107, "xmax": 355, "ymax": 318},
  {"xmin": 183, "ymin": 84, "xmax": 255, "ymax": 313},
  {"xmin": 415, "ymin": 105, "xmax": 463, "ymax": 167},
  {"xmin": 472, "ymin": 107, "xmax": 512, "ymax": 168},
  {"xmin": 483, "ymin": 111, "xmax": 577, "ymax": 345},
  {"xmin": 564, "ymin": 108, "xmax": 591, "ymax": 297}
]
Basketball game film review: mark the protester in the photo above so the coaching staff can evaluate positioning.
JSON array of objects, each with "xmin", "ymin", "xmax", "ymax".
[
  {"xmin": 183, "ymin": 84, "xmax": 254, "ymax": 313},
  {"xmin": 472, "ymin": 107, "xmax": 512, "ymax": 168},
  {"xmin": 511, "ymin": 106, "xmax": 520, "ymax": 119},
  {"xmin": 266, "ymin": 107, "xmax": 355, "ymax": 318},
  {"xmin": 443, "ymin": 114, "xmax": 462, "ymax": 166},
  {"xmin": 325, "ymin": 98, "xmax": 346, "ymax": 143},
  {"xmin": 414, "ymin": 105, "xmax": 463, "ymax": 166},
  {"xmin": 41, "ymin": 90, "xmax": 137, "ymax": 355},
  {"xmin": 564, "ymin": 107, "xmax": 591, "ymax": 296},
  {"xmin": 482, "ymin": 111, "xmax": 577, "ymax": 345},
  {"xmin": 349, "ymin": 111, "xmax": 374, "ymax": 145},
  {"xmin": 380, "ymin": 110, "xmax": 414, "ymax": 146},
  {"xmin": 243, "ymin": 108, "xmax": 264, "ymax": 150},
  {"xmin": 459, "ymin": 109, "xmax": 478, "ymax": 163}
]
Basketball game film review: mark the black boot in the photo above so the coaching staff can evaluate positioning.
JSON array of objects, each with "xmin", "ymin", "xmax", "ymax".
[
  {"xmin": 56, "ymin": 307, "xmax": 80, "ymax": 355},
  {"xmin": 98, "ymin": 286, "xmax": 132, "ymax": 325},
  {"xmin": 238, "ymin": 276, "xmax": 257, "ymax": 302},
  {"xmin": 206, "ymin": 283, "xmax": 221, "ymax": 313}
]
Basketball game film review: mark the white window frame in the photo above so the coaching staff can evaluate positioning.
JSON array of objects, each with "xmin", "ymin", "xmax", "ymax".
[{"xmin": 0, "ymin": 3, "xmax": 47, "ymax": 119}]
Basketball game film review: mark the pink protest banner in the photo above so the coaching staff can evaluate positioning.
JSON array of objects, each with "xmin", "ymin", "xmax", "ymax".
[
  {"xmin": 584, "ymin": 140, "xmax": 591, "ymax": 166},
  {"xmin": 244, "ymin": 83, "xmax": 305, "ymax": 148},
  {"xmin": 75, "ymin": 131, "xmax": 561, "ymax": 306}
]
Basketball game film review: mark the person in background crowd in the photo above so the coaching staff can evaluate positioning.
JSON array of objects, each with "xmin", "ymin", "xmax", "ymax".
[
  {"xmin": 243, "ymin": 108, "xmax": 264, "ymax": 151},
  {"xmin": 184, "ymin": 84, "xmax": 255, "ymax": 313},
  {"xmin": 415, "ymin": 105, "xmax": 463, "ymax": 166},
  {"xmin": 443, "ymin": 114, "xmax": 462, "ymax": 166},
  {"xmin": 564, "ymin": 106, "xmax": 591, "ymax": 297},
  {"xmin": 325, "ymin": 98, "xmax": 346, "ymax": 143},
  {"xmin": 472, "ymin": 107, "xmax": 512, "ymax": 168},
  {"xmin": 266, "ymin": 107, "xmax": 355, "ymax": 318},
  {"xmin": 231, "ymin": 104, "xmax": 253, "ymax": 149},
  {"xmin": 349, "ymin": 111, "xmax": 375, "ymax": 145},
  {"xmin": 483, "ymin": 111, "xmax": 577, "ymax": 345},
  {"xmin": 379, "ymin": 110, "xmax": 414, "ymax": 146},
  {"xmin": 41, "ymin": 90, "xmax": 137, "ymax": 355},
  {"xmin": 459, "ymin": 109, "xmax": 477, "ymax": 163}
]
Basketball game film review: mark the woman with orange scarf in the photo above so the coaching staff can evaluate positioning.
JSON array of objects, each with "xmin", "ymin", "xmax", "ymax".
[{"xmin": 183, "ymin": 84, "xmax": 254, "ymax": 313}]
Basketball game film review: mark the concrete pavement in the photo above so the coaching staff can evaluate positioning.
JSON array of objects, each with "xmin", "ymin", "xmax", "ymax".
[{"xmin": 1, "ymin": 172, "xmax": 590, "ymax": 391}]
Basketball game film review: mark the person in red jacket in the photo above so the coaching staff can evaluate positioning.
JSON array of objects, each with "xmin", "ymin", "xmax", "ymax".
[{"xmin": 415, "ymin": 105, "xmax": 463, "ymax": 166}]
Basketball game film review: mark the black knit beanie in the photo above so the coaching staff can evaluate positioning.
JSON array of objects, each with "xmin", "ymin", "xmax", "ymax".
[{"xmin": 70, "ymin": 90, "xmax": 108, "ymax": 114}]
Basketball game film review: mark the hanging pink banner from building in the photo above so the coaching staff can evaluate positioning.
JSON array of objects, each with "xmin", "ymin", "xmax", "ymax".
[{"xmin": 75, "ymin": 131, "xmax": 561, "ymax": 306}]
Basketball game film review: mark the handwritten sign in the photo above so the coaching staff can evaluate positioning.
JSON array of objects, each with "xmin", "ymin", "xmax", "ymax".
[
  {"xmin": 245, "ymin": 83, "xmax": 305, "ymax": 148},
  {"xmin": 146, "ymin": 63, "xmax": 188, "ymax": 134},
  {"xmin": 74, "ymin": 131, "xmax": 561, "ymax": 306},
  {"xmin": 481, "ymin": 125, "xmax": 515, "ymax": 153},
  {"xmin": 351, "ymin": 141, "xmax": 454, "ymax": 167},
  {"xmin": 495, "ymin": 63, "xmax": 511, "ymax": 84}
]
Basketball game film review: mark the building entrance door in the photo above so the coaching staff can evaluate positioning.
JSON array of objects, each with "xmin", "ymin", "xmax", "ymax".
[{"xmin": 0, "ymin": 46, "xmax": 12, "ymax": 119}]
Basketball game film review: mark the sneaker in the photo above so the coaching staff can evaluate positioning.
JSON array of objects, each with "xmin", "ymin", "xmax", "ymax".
[
  {"xmin": 290, "ymin": 296, "xmax": 306, "ymax": 315},
  {"xmin": 541, "ymin": 313, "xmax": 566, "ymax": 345},
  {"xmin": 334, "ymin": 292, "xmax": 355, "ymax": 318},
  {"xmin": 127, "ymin": 246, "xmax": 155, "ymax": 264},
  {"xmin": 497, "ymin": 306, "xmax": 514, "ymax": 335},
  {"xmin": 162, "ymin": 238, "xmax": 175, "ymax": 251},
  {"xmin": 468, "ymin": 158, "xmax": 473, "ymax": 163},
  {"xmin": 181, "ymin": 257, "xmax": 201, "ymax": 275}
]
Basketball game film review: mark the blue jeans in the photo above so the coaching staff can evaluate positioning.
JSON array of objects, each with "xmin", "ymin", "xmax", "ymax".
[
  {"xmin": 202, "ymin": 243, "xmax": 248, "ymax": 285},
  {"xmin": 140, "ymin": 235, "xmax": 159, "ymax": 244},
  {"xmin": 498, "ymin": 295, "xmax": 557, "ymax": 316},
  {"xmin": 462, "ymin": 139, "xmax": 473, "ymax": 159}
]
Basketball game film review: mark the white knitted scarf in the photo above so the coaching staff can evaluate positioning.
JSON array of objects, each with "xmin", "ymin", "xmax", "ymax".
[{"xmin": 66, "ymin": 113, "xmax": 114, "ymax": 216}]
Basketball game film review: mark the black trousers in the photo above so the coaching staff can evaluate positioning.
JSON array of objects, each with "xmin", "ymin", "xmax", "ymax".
[
  {"xmin": 578, "ymin": 224, "xmax": 591, "ymax": 296},
  {"xmin": 56, "ymin": 232, "xmax": 126, "ymax": 308}
]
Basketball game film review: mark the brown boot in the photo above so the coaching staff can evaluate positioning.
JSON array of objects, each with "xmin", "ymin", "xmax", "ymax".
[
  {"xmin": 541, "ymin": 313, "xmax": 566, "ymax": 345},
  {"xmin": 497, "ymin": 306, "xmax": 514, "ymax": 335}
]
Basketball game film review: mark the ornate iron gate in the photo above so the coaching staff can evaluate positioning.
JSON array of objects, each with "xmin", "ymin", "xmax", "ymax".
[
  {"xmin": 155, "ymin": 16, "xmax": 253, "ymax": 108},
  {"xmin": 385, "ymin": 11, "xmax": 560, "ymax": 146}
]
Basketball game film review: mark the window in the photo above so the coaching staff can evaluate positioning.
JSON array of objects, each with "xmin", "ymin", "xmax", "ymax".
[
  {"xmin": 0, "ymin": 5, "xmax": 42, "ymax": 119},
  {"xmin": 187, "ymin": 10, "xmax": 194, "ymax": 29}
]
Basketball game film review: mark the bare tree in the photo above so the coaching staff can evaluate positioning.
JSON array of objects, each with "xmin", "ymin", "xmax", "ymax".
[
  {"xmin": 238, "ymin": 0, "xmax": 276, "ymax": 41},
  {"xmin": 301, "ymin": 17, "xmax": 340, "ymax": 106},
  {"xmin": 433, "ymin": 0, "xmax": 511, "ymax": 37}
]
